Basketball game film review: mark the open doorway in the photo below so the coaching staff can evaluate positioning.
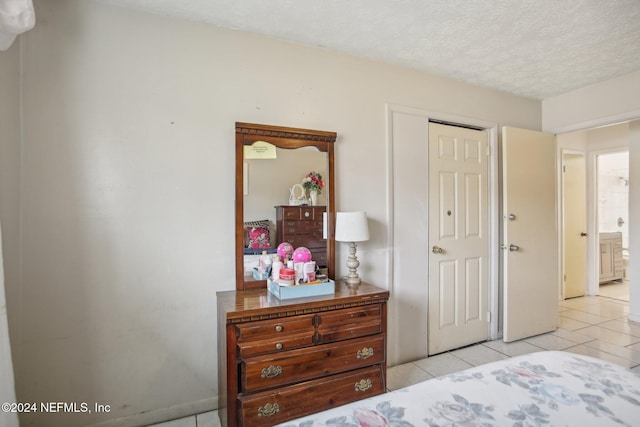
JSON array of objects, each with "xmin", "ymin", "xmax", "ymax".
[{"xmin": 596, "ymin": 151, "xmax": 629, "ymax": 301}]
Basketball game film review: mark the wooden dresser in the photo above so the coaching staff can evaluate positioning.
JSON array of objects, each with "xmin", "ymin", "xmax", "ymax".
[
  {"xmin": 275, "ymin": 205, "xmax": 327, "ymax": 269},
  {"xmin": 217, "ymin": 281, "xmax": 389, "ymax": 426}
]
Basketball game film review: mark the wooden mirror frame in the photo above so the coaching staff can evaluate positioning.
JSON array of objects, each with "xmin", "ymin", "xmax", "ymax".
[{"xmin": 235, "ymin": 122, "xmax": 337, "ymax": 291}]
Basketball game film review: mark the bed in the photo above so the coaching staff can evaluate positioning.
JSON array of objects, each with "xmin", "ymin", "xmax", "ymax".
[{"xmin": 277, "ymin": 351, "xmax": 640, "ymax": 427}]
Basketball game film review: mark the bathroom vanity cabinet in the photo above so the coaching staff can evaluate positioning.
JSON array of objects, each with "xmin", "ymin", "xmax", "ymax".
[{"xmin": 599, "ymin": 232, "xmax": 623, "ymax": 283}]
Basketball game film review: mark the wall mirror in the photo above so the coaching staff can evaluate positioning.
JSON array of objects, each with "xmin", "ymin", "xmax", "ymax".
[{"xmin": 235, "ymin": 122, "xmax": 336, "ymax": 291}]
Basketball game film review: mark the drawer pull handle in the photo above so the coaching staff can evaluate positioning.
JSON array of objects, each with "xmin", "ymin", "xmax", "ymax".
[
  {"xmin": 275, "ymin": 343, "xmax": 283, "ymax": 350},
  {"xmin": 275, "ymin": 325, "xmax": 283, "ymax": 332},
  {"xmin": 261, "ymin": 365, "xmax": 283, "ymax": 378},
  {"xmin": 357, "ymin": 347, "xmax": 374, "ymax": 360},
  {"xmin": 258, "ymin": 402, "xmax": 279, "ymax": 417},
  {"xmin": 355, "ymin": 378, "xmax": 372, "ymax": 392}
]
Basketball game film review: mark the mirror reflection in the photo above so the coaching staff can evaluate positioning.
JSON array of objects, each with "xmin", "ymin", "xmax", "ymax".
[
  {"xmin": 244, "ymin": 147, "xmax": 327, "ymax": 229},
  {"xmin": 242, "ymin": 147, "xmax": 328, "ymax": 282}
]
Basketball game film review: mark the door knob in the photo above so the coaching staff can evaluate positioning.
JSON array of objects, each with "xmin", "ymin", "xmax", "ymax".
[
  {"xmin": 509, "ymin": 244, "xmax": 520, "ymax": 252},
  {"xmin": 432, "ymin": 245, "xmax": 444, "ymax": 254},
  {"xmin": 580, "ymin": 232, "xmax": 587, "ymax": 237}
]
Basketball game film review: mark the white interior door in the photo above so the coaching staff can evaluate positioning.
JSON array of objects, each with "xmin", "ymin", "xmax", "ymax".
[
  {"xmin": 502, "ymin": 127, "xmax": 558, "ymax": 342},
  {"xmin": 428, "ymin": 122, "xmax": 489, "ymax": 354},
  {"xmin": 563, "ymin": 153, "xmax": 587, "ymax": 298}
]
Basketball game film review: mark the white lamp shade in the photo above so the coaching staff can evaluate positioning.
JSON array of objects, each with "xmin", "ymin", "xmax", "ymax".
[{"xmin": 335, "ymin": 211, "xmax": 370, "ymax": 242}]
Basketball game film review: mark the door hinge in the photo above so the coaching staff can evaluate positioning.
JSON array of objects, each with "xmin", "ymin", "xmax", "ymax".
[
  {"xmin": 564, "ymin": 274, "xmax": 566, "ymax": 282},
  {"xmin": 487, "ymin": 311, "xmax": 491, "ymax": 322},
  {"xmin": 563, "ymin": 165, "xmax": 566, "ymax": 172}
]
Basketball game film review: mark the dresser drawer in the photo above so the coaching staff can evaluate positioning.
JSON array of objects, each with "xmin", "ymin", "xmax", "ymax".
[
  {"xmin": 281, "ymin": 234, "xmax": 325, "ymax": 250},
  {"xmin": 238, "ymin": 365, "xmax": 384, "ymax": 426},
  {"xmin": 241, "ymin": 334, "xmax": 385, "ymax": 392},
  {"xmin": 237, "ymin": 333, "xmax": 315, "ymax": 358},
  {"xmin": 283, "ymin": 220, "xmax": 322, "ymax": 234},
  {"xmin": 317, "ymin": 305, "xmax": 383, "ymax": 343},
  {"xmin": 280, "ymin": 207, "xmax": 320, "ymax": 220},
  {"xmin": 236, "ymin": 315, "xmax": 316, "ymax": 357},
  {"xmin": 312, "ymin": 250, "xmax": 328, "ymax": 266},
  {"xmin": 236, "ymin": 314, "xmax": 315, "ymax": 341}
]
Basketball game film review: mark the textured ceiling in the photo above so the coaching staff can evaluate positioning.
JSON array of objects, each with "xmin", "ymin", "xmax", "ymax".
[{"xmin": 98, "ymin": 0, "xmax": 640, "ymax": 100}]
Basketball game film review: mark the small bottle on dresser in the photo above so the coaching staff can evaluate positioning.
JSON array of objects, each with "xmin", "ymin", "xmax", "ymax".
[{"xmin": 271, "ymin": 255, "xmax": 282, "ymax": 282}]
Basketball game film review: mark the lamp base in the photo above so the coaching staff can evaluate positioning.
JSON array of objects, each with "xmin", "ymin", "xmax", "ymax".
[{"xmin": 345, "ymin": 242, "xmax": 361, "ymax": 285}]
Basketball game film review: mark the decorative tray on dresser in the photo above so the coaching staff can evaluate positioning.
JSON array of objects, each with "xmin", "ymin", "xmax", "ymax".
[{"xmin": 217, "ymin": 281, "xmax": 389, "ymax": 427}]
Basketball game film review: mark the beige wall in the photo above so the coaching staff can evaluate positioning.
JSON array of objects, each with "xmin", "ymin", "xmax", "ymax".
[
  {"xmin": 2, "ymin": 0, "xmax": 541, "ymax": 425},
  {"xmin": 542, "ymin": 70, "xmax": 640, "ymax": 134}
]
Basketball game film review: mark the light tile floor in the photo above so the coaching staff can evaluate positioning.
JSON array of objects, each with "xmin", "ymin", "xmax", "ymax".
[
  {"xmin": 149, "ymin": 294, "xmax": 639, "ymax": 427},
  {"xmin": 598, "ymin": 279, "xmax": 629, "ymax": 301}
]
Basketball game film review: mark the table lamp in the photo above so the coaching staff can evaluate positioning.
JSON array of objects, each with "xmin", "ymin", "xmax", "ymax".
[{"xmin": 335, "ymin": 211, "xmax": 370, "ymax": 285}]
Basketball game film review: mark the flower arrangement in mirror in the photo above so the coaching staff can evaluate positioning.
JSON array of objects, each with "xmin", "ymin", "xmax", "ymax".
[{"xmin": 303, "ymin": 171, "xmax": 324, "ymax": 205}]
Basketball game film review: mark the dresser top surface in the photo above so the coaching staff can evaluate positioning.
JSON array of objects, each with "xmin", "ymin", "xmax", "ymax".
[
  {"xmin": 217, "ymin": 281, "xmax": 389, "ymax": 322},
  {"xmin": 275, "ymin": 205, "xmax": 326, "ymax": 210}
]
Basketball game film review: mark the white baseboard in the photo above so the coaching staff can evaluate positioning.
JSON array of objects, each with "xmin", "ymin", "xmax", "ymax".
[
  {"xmin": 87, "ymin": 396, "xmax": 217, "ymax": 427},
  {"xmin": 628, "ymin": 313, "xmax": 640, "ymax": 324}
]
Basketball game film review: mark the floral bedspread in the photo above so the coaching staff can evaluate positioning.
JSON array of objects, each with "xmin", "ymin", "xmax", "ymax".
[{"xmin": 277, "ymin": 351, "xmax": 640, "ymax": 427}]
